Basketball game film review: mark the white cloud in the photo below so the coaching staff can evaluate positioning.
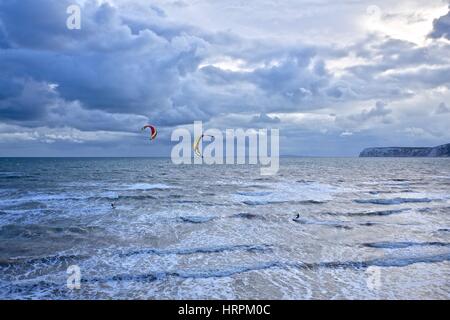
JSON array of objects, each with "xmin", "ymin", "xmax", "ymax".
[
  {"xmin": 0, "ymin": 125, "xmax": 136, "ymax": 144},
  {"xmin": 340, "ymin": 131, "xmax": 353, "ymax": 137}
]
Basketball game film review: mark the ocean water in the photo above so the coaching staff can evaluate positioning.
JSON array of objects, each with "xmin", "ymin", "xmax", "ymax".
[{"xmin": 0, "ymin": 157, "xmax": 449, "ymax": 299}]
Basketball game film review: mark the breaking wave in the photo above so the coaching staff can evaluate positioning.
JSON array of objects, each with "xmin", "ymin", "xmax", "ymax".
[{"xmin": 354, "ymin": 197, "xmax": 434, "ymax": 205}]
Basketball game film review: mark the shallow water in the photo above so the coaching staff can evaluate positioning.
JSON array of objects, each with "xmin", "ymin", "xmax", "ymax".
[{"xmin": 0, "ymin": 157, "xmax": 449, "ymax": 299}]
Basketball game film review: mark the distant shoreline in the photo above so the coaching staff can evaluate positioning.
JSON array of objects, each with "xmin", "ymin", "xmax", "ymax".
[{"xmin": 359, "ymin": 143, "xmax": 450, "ymax": 157}]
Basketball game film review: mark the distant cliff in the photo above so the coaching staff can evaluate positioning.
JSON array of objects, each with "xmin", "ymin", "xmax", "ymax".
[{"xmin": 359, "ymin": 143, "xmax": 450, "ymax": 157}]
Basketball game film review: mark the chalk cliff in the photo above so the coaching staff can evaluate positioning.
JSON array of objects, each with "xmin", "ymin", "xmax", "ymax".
[{"xmin": 359, "ymin": 143, "xmax": 450, "ymax": 157}]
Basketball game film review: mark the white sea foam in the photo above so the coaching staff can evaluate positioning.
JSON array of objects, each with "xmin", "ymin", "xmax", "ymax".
[
  {"xmin": 0, "ymin": 191, "xmax": 101, "ymax": 206},
  {"xmin": 0, "ymin": 193, "xmax": 71, "ymax": 205},
  {"xmin": 354, "ymin": 197, "xmax": 434, "ymax": 205},
  {"xmin": 354, "ymin": 192, "xmax": 448, "ymax": 205},
  {"xmin": 233, "ymin": 182, "xmax": 340, "ymax": 205},
  {"xmin": 122, "ymin": 183, "xmax": 175, "ymax": 190}
]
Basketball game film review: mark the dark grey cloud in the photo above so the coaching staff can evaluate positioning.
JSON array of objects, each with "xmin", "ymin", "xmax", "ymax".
[
  {"xmin": 429, "ymin": 6, "xmax": 450, "ymax": 40},
  {"xmin": 0, "ymin": 19, "xmax": 9, "ymax": 48},
  {"xmin": 435, "ymin": 102, "xmax": 450, "ymax": 114},
  {"xmin": 0, "ymin": 0, "xmax": 76, "ymax": 49},
  {"xmin": 0, "ymin": 77, "xmax": 147, "ymax": 132},
  {"xmin": 335, "ymin": 101, "xmax": 393, "ymax": 131},
  {"xmin": 251, "ymin": 113, "xmax": 280, "ymax": 124},
  {"xmin": 348, "ymin": 101, "xmax": 392, "ymax": 123},
  {"xmin": 0, "ymin": 0, "xmax": 210, "ymax": 127},
  {"xmin": 328, "ymin": 35, "xmax": 450, "ymax": 105},
  {"xmin": 0, "ymin": 78, "xmax": 56, "ymax": 122}
]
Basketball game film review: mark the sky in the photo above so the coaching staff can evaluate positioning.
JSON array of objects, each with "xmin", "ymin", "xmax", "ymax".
[{"xmin": 0, "ymin": 0, "xmax": 450, "ymax": 157}]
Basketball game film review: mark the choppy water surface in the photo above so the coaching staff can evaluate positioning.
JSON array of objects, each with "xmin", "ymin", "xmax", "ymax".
[{"xmin": 0, "ymin": 157, "xmax": 449, "ymax": 299}]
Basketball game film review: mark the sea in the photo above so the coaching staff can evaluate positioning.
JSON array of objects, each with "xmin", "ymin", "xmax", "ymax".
[{"xmin": 0, "ymin": 157, "xmax": 449, "ymax": 299}]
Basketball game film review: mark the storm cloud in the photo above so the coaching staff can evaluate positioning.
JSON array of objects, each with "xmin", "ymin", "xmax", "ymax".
[
  {"xmin": 0, "ymin": 0, "xmax": 449, "ymax": 156},
  {"xmin": 429, "ymin": 5, "xmax": 450, "ymax": 40}
]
